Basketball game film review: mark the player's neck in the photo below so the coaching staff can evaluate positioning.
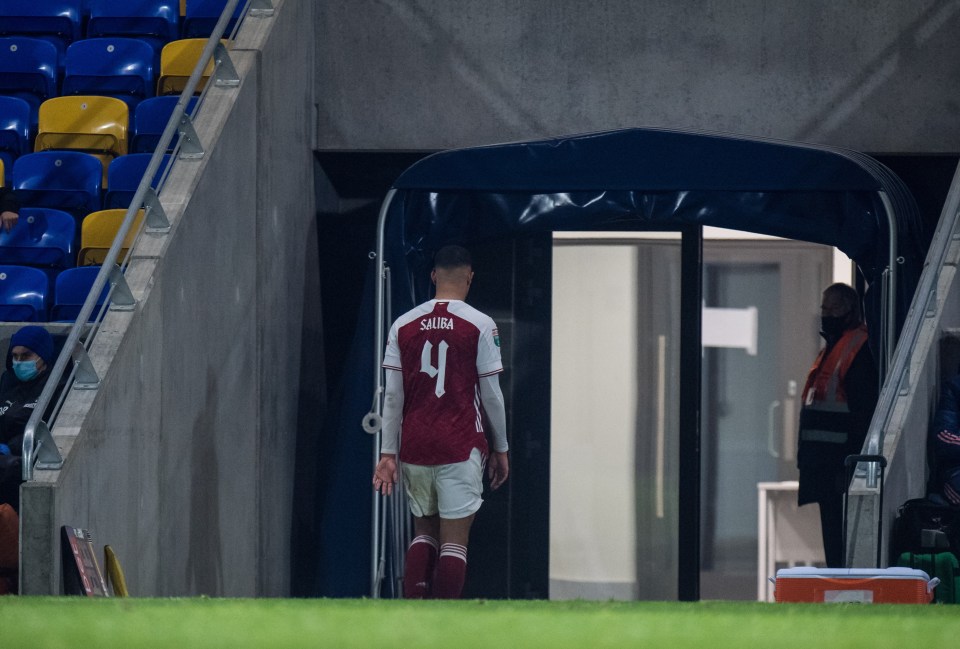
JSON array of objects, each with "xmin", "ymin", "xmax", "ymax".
[{"xmin": 434, "ymin": 284, "xmax": 468, "ymax": 301}]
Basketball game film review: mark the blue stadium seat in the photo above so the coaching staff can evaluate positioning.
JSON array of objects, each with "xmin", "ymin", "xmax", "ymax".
[
  {"xmin": 105, "ymin": 153, "xmax": 171, "ymax": 209},
  {"xmin": 52, "ymin": 265, "xmax": 108, "ymax": 322},
  {"xmin": 61, "ymin": 38, "xmax": 156, "ymax": 110},
  {"xmin": 0, "ymin": 207, "xmax": 76, "ymax": 269},
  {"xmin": 0, "ymin": 0, "xmax": 83, "ymax": 63},
  {"xmin": 0, "ymin": 37, "xmax": 59, "ymax": 129},
  {"xmin": 13, "ymin": 151, "xmax": 103, "ymax": 217},
  {"xmin": 86, "ymin": 0, "xmax": 181, "ymax": 70},
  {"xmin": 182, "ymin": 0, "xmax": 243, "ymax": 38},
  {"xmin": 131, "ymin": 95, "xmax": 197, "ymax": 154},
  {"xmin": 0, "ymin": 96, "xmax": 32, "ymax": 186},
  {"xmin": 0, "ymin": 264, "xmax": 49, "ymax": 322}
]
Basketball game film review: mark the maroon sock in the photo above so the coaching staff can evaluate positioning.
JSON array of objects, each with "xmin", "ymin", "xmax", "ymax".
[
  {"xmin": 435, "ymin": 543, "xmax": 468, "ymax": 599},
  {"xmin": 403, "ymin": 535, "xmax": 438, "ymax": 598}
]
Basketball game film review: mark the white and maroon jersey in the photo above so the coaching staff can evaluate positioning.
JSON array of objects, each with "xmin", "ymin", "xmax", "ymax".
[{"xmin": 383, "ymin": 299, "xmax": 503, "ymax": 465}]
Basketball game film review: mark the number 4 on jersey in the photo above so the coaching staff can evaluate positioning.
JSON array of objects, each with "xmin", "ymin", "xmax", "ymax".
[{"xmin": 420, "ymin": 340, "xmax": 449, "ymax": 398}]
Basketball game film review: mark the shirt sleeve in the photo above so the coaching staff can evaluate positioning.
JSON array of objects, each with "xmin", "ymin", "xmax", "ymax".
[
  {"xmin": 479, "ymin": 374, "xmax": 508, "ymax": 453},
  {"xmin": 476, "ymin": 318, "xmax": 503, "ymax": 377},
  {"xmin": 380, "ymin": 368, "xmax": 403, "ymax": 454},
  {"xmin": 382, "ymin": 321, "xmax": 401, "ymax": 371}
]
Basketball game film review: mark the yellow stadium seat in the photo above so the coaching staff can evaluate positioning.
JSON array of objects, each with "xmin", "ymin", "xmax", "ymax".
[
  {"xmin": 35, "ymin": 96, "xmax": 129, "ymax": 186},
  {"xmin": 181, "ymin": 0, "xmax": 187, "ymax": 17},
  {"xmin": 157, "ymin": 38, "xmax": 227, "ymax": 96},
  {"xmin": 78, "ymin": 208, "xmax": 144, "ymax": 266}
]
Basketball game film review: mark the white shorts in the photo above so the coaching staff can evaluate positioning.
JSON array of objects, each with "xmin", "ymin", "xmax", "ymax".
[{"xmin": 402, "ymin": 448, "xmax": 485, "ymax": 519}]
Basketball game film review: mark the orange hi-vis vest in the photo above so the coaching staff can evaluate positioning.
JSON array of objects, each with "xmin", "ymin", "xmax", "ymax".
[{"xmin": 800, "ymin": 324, "xmax": 869, "ymax": 444}]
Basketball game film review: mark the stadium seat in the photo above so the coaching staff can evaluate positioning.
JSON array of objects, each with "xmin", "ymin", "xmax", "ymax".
[
  {"xmin": 12, "ymin": 151, "xmax": 103, "ymax": 217},
  {"xmin": 105, "ymin": 153, "xmax": 171, "ymax": 209},
  {"xmin": 51, "ymin": 265, "xmax": 109, "ymax": 322},
  {"xmin": 0, "ymin": 96, "xmax": 32, "ymax": 186},
  {"xmin": 0, "ymin": 159, "xmax": 4, "ymax": 187},
  {"xmin": 0, "ymin": 0, "xmax": 83, "ymax": 63},
  {"xmin": 182, "ymin": 0, "xmax": 244, "ymax": 39},
  {"xmin": 131, "ymin": 95, "xmax": 198, "ymax": 154},
  {"xmin": 0, "ymin": 207, "xmax": 76, "ymax": 269},
  {"xmin": 86, "ymin": 0, "xmax": 181, "ymax": 70},
  {"xmin": 61, "ymin": 38, "xmax": 156, "ymax": 111},
  {"xmin": 0, "ymin": 264, "xmax": 49, "ymax": 322},
  {"xmin": 35, "ymin": 96, "xmax": 129, "ymax": 184},
  {"xmin": 78, "ymin": 208, "xmax": 144, "ymax": 266},
  {"xmin": 157, "ymin": 38, "xmax": 220, "ymax": 96},
  {"xmin": 0, "ymin": 37, "xmax": 59, "ymax": 128}
]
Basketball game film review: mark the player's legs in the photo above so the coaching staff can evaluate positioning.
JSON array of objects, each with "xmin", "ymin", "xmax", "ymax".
[
  {"xmin": 434, "ymin": 449, "xmax": 485, "ymax": 599},
  {"xmin": 402, "ymin": 464, "xmax": 441, "ymax": 598},
  {"xmin": 435, "ymin": 514, "xmax": 475, "ymax": 598}
]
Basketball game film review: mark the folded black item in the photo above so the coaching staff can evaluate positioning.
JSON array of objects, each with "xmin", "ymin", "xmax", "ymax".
[{"xmin": 890, "ymin": 497, "xmax": 960, "ymax": 562}]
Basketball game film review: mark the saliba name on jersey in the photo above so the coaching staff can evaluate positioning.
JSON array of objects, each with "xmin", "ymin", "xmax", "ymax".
[{"xmin": 419, "ymin": 316, "xmax": 455, "ymax": 331}]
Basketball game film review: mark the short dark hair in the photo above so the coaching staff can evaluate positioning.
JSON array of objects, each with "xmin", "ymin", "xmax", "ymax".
[{"xmin": 433, "ymin": 245, "xmax": 472, "ymax": 270}]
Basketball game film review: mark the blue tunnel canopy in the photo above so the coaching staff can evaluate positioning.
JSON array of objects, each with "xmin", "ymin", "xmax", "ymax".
[
  {"xmin": 318, "ymin": 128, "xmax": 929, "ymax": 597},
  {"xmin": 385, "ymin": 127, "xmax": 926, "ymax": 344}
]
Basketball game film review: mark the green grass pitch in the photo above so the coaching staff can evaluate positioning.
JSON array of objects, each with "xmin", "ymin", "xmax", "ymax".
[{"xmin": 2, "ymin": 598, "xmax": 958, "ymax": 648}]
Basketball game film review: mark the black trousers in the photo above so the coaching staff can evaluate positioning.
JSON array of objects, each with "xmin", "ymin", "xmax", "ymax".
[{"xmin": 817, "ymin": 493, "xmax": 845, "ymax": 568}]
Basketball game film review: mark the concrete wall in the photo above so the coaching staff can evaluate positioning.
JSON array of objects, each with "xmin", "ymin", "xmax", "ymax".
[
  {"xmin": 20, "ymin": 0, "xmax": 318, "ymax": 596},
  {"xmin": 315, "ymin": 0, "xmax": 960, "ymax": 152}
]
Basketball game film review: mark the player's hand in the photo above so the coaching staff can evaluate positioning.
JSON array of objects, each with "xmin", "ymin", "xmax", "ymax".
[
  {"xmin": 373, "ymin": 454, "xmax": 398, "ymax": 496},
  {"xmin": 488, "ymin": 451, "xmax": 509, "ymax": 490},
  {"xmin": 1, "ymin": 210, "xmax": 18, "ymax": 233}
]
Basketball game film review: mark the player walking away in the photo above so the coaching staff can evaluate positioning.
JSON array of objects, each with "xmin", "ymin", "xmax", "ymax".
[{"xmin": 372, "ymin": 244, "xmax": 509, "ymax": 599}]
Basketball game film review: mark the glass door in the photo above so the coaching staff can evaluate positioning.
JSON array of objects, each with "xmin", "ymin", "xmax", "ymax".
[
  {"xmin": 699, "ymin": 240, "xmax": 832, "ymax": 599},
  {"xmin": 550, "ymin": 237, "xmax": 682, "ymax": 600}
]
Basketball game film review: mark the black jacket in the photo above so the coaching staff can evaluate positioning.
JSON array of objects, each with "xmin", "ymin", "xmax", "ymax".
[
  {"xmin": 797, "ymin": 336, "xmax": 879, "ymax": 505},
  {"xmin": 0, "ymin": 187, "xmax": 19, "ymax": 214}
]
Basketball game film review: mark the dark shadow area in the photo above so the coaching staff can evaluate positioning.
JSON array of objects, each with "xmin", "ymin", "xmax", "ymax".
[{"xmin": 871, "ymin": 154, "xmax": 959, "ymax": 240}]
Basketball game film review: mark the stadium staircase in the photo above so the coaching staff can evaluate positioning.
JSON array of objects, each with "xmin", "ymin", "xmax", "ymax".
[
  {"xmin": 847, "ymin": 161, "xmax": 960, "ymax": 567},
  {"xmin": 10, "ymin": 0, "xmax": 320, "ymax": 596}
]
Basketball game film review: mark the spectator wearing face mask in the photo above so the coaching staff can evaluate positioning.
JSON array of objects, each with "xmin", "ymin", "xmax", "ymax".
[
  {"xmin": 0, "ymin": 326, "xmax": 58, "ymax": 513},
  {"xmin": 797, "ymin": 283, "xmax": 879, "ymax": 568}
]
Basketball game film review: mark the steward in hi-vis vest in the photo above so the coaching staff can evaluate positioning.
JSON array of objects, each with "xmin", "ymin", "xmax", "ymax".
[{"xmin": 797, "ymin": 283, "xmax": 878, "ymax": 568}]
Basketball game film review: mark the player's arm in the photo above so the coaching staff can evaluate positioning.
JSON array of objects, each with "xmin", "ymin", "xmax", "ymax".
[
  {"xmin": 374, "ymin": 339, "xmax": 404, "ymax": 495},
  {"xmin": 479, "ymin": 373, "xmax": 509, "ymax": 489}
]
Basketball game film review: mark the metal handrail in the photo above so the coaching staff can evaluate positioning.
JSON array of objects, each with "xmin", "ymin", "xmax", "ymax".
[{"xmin": 21, "ymin": 0, "xmax": 251, "ymax": 481}]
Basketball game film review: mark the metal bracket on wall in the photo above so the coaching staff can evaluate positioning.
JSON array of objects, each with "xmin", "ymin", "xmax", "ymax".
[
  {"xmin": 177, "ymin": 113, "xmax": 204, "ymax": 159},
  {"xmin": 214, "ymin": 42, "xmax": 240, "ymax": 87},
  {"xmin": 108, "ymin": 266, "xmax": 136, "ymax": 311},
  {"xmin": 249, "ymin": 0, "xmax": 275, "ymax": 16},
  {"xmin": 71, "ymin": 343, "xmax": 100, "ymax": 390},
  {"xmin": 143, "ymin": 188, "xmax": 171, "ymax": 233},
  {"xmin": 32, "ymin": 420, "xmax": 63, "ymax": 470}
]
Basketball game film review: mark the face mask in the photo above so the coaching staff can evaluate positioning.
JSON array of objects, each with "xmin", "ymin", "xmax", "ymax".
[
  {"xmin": 13, "ymin": 359, "xmax": 40, "ymax": 382},
  {"xmin": 820, "ymin": 315, "xmax": 847, "ymax": 340}
]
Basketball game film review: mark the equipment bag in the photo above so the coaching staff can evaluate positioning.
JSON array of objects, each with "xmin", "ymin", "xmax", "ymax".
[
  {"xmin": 897, "ymin": 551, "xmax": 959, "ymax": 604},
  {"xmin": 890, "ymin": 498, "xmax": 960, "ymax": 561}
]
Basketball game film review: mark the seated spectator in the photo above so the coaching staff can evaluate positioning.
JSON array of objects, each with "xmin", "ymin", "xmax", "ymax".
[
  {"xmin": 0, "ymin": 326, "xmax": 58, "ymax": 513},
  {"xmin": 930, "ymin": 371, "xmax": 960, "ymax": 505}
]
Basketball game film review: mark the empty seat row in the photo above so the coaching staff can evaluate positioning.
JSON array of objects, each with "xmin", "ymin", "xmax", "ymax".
[
  {"xmin": 0, "ymin": 264, "xmax": 110, "ymax": 323},
  {"xmin": 4, "ymin": 151, "xmax": 170, "ymax": 221},
  {"xmin": 0, "ymin": 91, "xmax": 185, "ymax": 184},
  {"xmin": 0, "ymin": 0, "xmax": 243, "ymax": 58},
  {"xmin": 0, "ymin": 206, "xmax": 144, "ymax": 270},
  {"xmin": 0, "ymin": 34, "xmax": 216, "ymax": 128}
]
